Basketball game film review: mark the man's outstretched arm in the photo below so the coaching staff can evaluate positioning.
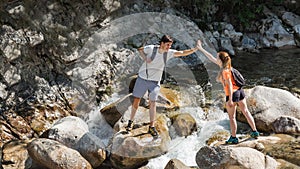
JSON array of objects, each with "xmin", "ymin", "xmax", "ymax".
[{"xmin": 173, "ymin": 40, "xmax": 201, "ymax": 57}]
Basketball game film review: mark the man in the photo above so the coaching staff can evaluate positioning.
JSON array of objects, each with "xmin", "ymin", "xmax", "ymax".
[{"xmin": 126, "ymin": 35, "xmax": 201, "ymax": 137}]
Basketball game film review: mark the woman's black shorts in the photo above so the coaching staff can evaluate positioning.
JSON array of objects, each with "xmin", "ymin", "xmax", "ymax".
[{"xmin": 226, "ymin": 88, "xmax": 245, "ymax": 102}]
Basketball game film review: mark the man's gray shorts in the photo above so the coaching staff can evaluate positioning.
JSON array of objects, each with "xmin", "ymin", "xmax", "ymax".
[{"xmin": 132, "ymin": 76, "xmax": 160, "ymax": 101}]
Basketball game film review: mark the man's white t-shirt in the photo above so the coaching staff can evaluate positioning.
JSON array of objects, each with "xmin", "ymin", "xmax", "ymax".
[{"xmin": 138, "ymin": 45, "xmax": 177, "ymax": 82}]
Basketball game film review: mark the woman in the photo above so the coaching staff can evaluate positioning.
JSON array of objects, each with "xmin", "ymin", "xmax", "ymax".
[{"xmin": 198, "ymin": 40, "xmax": 259, "ymax": 144}]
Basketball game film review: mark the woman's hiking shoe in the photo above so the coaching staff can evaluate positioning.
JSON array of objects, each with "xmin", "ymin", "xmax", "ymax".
[
  {"xmin": 148, "ymin": 126, "xmax": 158, "ymax": 137},
  {"xmin": 125, "ymin": 120, "xmax": 133, "ymax": 132},
  {"xmin": 225, "ymin": 136, "xmax": 239, "ymax": 144},
  {"xmin": 250, "ymin": 131, "xmax": 259, "ymax": 138}
]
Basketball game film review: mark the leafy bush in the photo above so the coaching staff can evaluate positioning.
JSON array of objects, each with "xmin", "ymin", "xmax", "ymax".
[{"xmin": 170, "ymin": 0, "xmax": 285, "ymax": 31}]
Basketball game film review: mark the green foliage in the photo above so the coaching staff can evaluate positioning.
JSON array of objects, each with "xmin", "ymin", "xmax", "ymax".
[
  {"xmin": 214, "ymin": 0, "xmax": 267, "ymax": 30},
  {"xmin": 173, "ymin": 0, "xmax": 285, "ymax": 31}
]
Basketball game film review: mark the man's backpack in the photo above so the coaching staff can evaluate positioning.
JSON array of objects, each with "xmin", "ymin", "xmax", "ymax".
[
  {"xmin": 146, "ymin": 46, "xmax": 167, "ymax": 82},
  {"xmin": 231, "ymin": 68, "xmax": 246, "ymax": 87}
]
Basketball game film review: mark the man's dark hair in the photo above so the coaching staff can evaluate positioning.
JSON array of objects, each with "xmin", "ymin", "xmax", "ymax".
[{"xmin": 159, "ymin": 35, "xmax": 173, "ymax": 44}]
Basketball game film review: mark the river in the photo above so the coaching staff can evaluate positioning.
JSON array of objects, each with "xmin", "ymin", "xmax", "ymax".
[{"xmin": 232, "ymin": 48, "xmax": 300, "ymax": 94}]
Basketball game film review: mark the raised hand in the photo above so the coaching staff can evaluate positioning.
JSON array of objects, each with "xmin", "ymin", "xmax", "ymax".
[{"xmin": 196, "ymin": 40, "xmax": 203, "ymax": 50}]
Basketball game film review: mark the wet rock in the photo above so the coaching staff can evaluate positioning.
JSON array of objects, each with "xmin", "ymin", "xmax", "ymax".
[{"xmin": 171, "ymin": 113, "xmax": 197, "ymax": 137}]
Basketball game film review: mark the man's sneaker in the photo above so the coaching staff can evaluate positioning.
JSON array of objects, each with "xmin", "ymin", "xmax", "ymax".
[
  {"xmin": 225, "ymin": 136, "xmax": 239, "ymax": 144},
  {"xmin": 250, "ymin": 131, "xmax": 259, "ymax": 138},
  {"xmin": 125, "ymin": 120, "xmax": 133, "ymax": 132},
  {"xmin": 148, "ymin": 126, "xmax": 158, "ymax": 137}
]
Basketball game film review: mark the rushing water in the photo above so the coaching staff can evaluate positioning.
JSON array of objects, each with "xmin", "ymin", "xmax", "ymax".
[{"xmin": 87, "ymin": 48, "xmax": 300, "ymax": 168}]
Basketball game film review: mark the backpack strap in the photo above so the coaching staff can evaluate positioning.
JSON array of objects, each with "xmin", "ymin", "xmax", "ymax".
[
  {"xmin": 151, "ymin": 46, "xmax": 159, "ymax": 61},
  {"xmin": 146, "ymin": 46, "xmax": 168, "ymax": 82},
  {"xmin": 163, "ymin": 52, "xmax": 167, "ymax": 83}
]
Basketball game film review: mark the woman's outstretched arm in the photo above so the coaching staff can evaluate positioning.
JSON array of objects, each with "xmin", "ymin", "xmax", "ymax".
[{"xmin": 198, "ymin": 40, "xmax": 219, "ymax": 65}]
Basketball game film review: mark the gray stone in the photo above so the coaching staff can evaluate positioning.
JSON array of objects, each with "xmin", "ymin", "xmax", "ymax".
[
  {"xmin": 239, "ymin": 86, "xmax": 300, "ymax": 133},
  {"xmin": 27, "ymin": 138, "xmax": 92, "ymax": 169},
  {"xmin": 196, "ymin": 146, "xmax": 278, "ymax": 169}
]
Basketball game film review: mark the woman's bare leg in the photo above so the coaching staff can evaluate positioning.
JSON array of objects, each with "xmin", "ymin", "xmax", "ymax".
[
  {"xmin": 226, "ymin": 103, "xmax": 237, "ymax": 137},
  {"xmin": 237, "ymin": 99, "xmax": 257, "ymax": 131}
]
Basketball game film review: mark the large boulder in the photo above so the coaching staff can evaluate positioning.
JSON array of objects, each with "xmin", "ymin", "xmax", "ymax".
[
  {"xmin": 196, "ymin": 146, "xmax": 278, "ymax": 169},
  {"xmin": 260, "ymin": 7, "xmax": 296, "ymax": 48},
  {"xmin": 110, "ymin": 115, "xmax": 171, "ymax": 169},
  {"xmin": 43, "ymin": 116, "xmax": 106, "ymax": 168},
  {"xmin": 27, "ymin": 138, "xmax": 92, "ymax": 169},
  {"xmin": 171, "ymin": 113, "xmax": 197, "ymax": 137},
  {"xmin": 208, "ymin": 133, "xmax": 300, "ymax": 167},
  {"xmin": 238, "ymin": 86, "xmax": 300, "ymax": 133}
]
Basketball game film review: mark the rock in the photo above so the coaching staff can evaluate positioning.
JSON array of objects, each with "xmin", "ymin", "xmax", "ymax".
[
  {"xmin": 238, "ymin": 86, "xmax": 300, "ymax": 133},
  {"xmin": 218, "ymin": 37, "xmax": 235, "ymax": 56},
  {"xmin": 164, "ymin": 159, "xmax": 190, "ymax": 169},
  {"xmin": 242, "ymin": 35, "xmax": 258, "ymax": 51},
  {"xmin": 204, "ymin": 31, "xmax": 219, "ymax": 51},
  {"xmin": 263, "ymin": 136, "xmax": 300, "ymax": 166},
  {"xmin": 44, "ymin": 116, "xmax": 106, "ymax": 168},
  {"xmin": 158, "ymin": 85, "xmax": 181, "ymax": 111},
  {"xmin": 260, "ymin": 9, "xmax": 296, "ymax": 48},
  {"xmin": 206, "ymin": 130, "xmax": 230, "ymax": 146},
  {"xmin": 272, "ymin": 116, "xmax": 300, "ymax": 134},
  {"xmin": 208, "ymin": 133, "xmax": 300, "ymax": 166},
  {"xmin": 74, "ymin": 132, "xmax": 106, "ymax": 168},
  {"xmin": 100, "ymin": 94, "xmax": 138, "ymax": 127},
  {"xmin": 102, "ymin": 84, "xmax": 181, "ymax": 128},
  {"xmin": 2, "ymin": 64, "xmax": 21, "ymax": 86},
  {"xmin": 46, "ymin": 116, "xmax": 89, "ymax": 147},
  {"xmin": 293, "ymin": 24, "xmax": 300, "ymax": 47},
  {"xmin": 1, "ymin": 140, "xmax": 39, "ymax": 169},
  {"xmin": 277, "ymin": 159, "xmax": 300, "ymax": 169},
  {"xmin": 196, "ymin": 146, "xmax": 278, "ymax": 169},
  {"xmin": 110, "ymin": 115, "xmax": 171, "ymax": 169},
  {"xmin": 171, "ymin": 113, "xmax": 197, "ymax": 137},
  {"xmin": 27, "ymin": 138, "xmax": 92, "ymax": 169},
  {"xmin": 0, "ymin": 111, "xmax": 34, "ymax": 142},
  {"xmin": 281, "ymin": 12, "xmax": 300, "ymax": 27}
]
